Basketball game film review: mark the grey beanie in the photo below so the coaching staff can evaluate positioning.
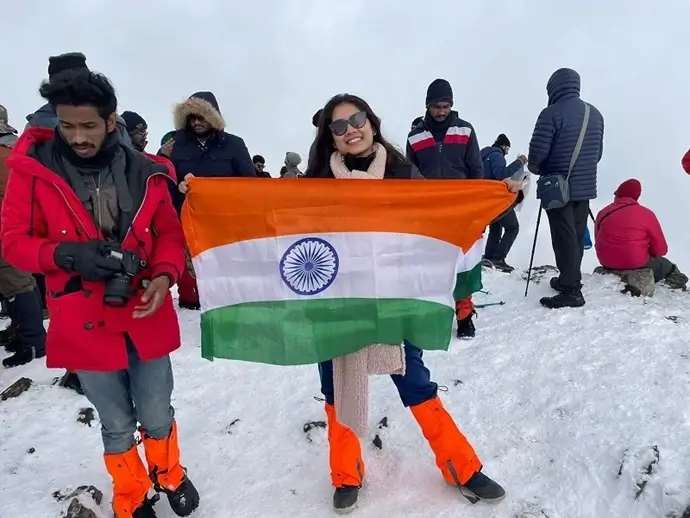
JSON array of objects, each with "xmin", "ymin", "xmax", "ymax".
[{"xmin": 285, "ymin": 152, "xmax": 302, "ymax": 167}]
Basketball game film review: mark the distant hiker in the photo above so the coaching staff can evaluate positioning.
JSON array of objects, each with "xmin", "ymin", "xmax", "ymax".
[
  {"xmin": 305, "ymin": 92, "xmax": 505, "ymax": 513},
  {"xmin": 2, "ymin": 67, "xmax": 199, "ymax": 517},
  {"xmin": 682, "ymin": 148, "xmax": 690, "ymax": 174},
  {"xmin": 25, "ymin": 52, "xmax": 133, "ymax": 148},
  {"xmin": 406, "ymin": 78, "xmax": 484, "ymax": 338},
  {"xmin": 120, "ymin": 110, "xmax": 148, "ymax": 151},
  {"xmin": 161, "ymin": 90, "xmax": 256, "ymax": 310},
  {"xmin": 252, "ymin": 154, "xmax": 271, "ymax": 177},
  {"xmin": 528, "ymin": 67, "xmax": 604, "ymax": 309},
  {"xmin": 481, "ymin": 133, "xmax": 527, "ymax": 272},
  {"xmin": 0, "ymin": 105, "xmax": 46, "ymax": 368},
  {"xmin": 282, "ymin": 152, "xmax": 303, "ymax": 178},
  {"xmin": 595, "ymin": 179, "xmax": 687, "ymax": 289},
  {"xmin": 279, "ymin": 165, "xmax": 288, "ymax": 177},
  {"xmin": 307, "ymin": 108, "xmax": 323, "ymax": 170}
]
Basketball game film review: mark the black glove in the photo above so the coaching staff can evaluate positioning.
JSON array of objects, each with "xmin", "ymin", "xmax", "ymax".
[{"xmin": 54, "ymin": 241, "xmax": 123, "ymax": 281}]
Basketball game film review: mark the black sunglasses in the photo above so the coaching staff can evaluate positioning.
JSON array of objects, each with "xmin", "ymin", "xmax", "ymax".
[{"xmin": 329, "ymin": 111, "xmax": 367, "ymax": 136}]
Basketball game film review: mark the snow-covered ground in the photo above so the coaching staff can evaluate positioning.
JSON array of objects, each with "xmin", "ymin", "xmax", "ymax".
[{"xmin": 2, "ymin": 268, "xmax": 690, "ymax": 518}]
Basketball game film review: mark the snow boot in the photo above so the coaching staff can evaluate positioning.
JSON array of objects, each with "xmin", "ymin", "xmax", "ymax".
[
  {"xmin": 0, "ymin": 321, "xmax": 17, "ymax": 348},
  {"xmin": 489, "ymin": 259, "xmax": 514, "ymax": 273},
  {"xmin": 455, "ymin": 297, "xmax": 476, "ymax": 339},
  {"xmin": 56, "ymin": 370, "xmax": 84, "ymax": 395},
  {"xmin": 2, "ymin": 290, "xmax": 46, "ymax": 368},
  {"xmin": 410, "ymin": 396, "xmax": 483, "ymax": 486},
  {"xmin": 141, "ymin": 420, "xmax": 199, "ymax": 517},
  {"xmin": 458, "ymin": 470, "xmax": 506, "ymax": 503},
  {"xmin": 665, "ymin": 266, "xmax": 688, "ymax": 290},
  {"xmin": 104, "ymin": 445, "xmax": 155, "ymax": 518},
  {"xmin": 456, "ymin": 311, "xmax": 476, "ymax": 339},
  {"xmin": 325, "ymin": 402, "xmax": 364, "ymax": 514},
  {"xmin": 549, "ymin": 276, "xmax": 582, "ymax": 293},
  {"xmin": 540, "ymin": 290, "xmax": 585, "ymax": 309}
]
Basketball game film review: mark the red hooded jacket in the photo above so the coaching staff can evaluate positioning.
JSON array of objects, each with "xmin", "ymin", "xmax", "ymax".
[
  {"xmin": 594, "ymin": 197, "xmax": 667, "ymax": 270},
  {"xmin": 0, "ymin": 128, "xmax": 186, "ymax": 371},
  {"xmin": 682, "ymin": 148, "xmax": 690, "ymax": 174}
]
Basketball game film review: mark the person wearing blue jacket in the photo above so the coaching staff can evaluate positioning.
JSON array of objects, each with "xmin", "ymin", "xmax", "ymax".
[
  {"xmin": 481, "ymin": 134, "xmax": 527, "ymax": 271},
  {"xmin": 528, "ymin": 68, "xmax": 604, "ymax": 309}
]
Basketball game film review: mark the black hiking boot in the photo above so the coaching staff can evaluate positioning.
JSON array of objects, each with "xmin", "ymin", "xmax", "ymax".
[
  {"xmin": 2, "ymin": 345, "xmax": 45, "ymax": 368},
  {"xmin": 0, "ymin": 322, "xmax": 17, "ymax": 348},
  {"xmin": 56, "ymin": 370, "xmax": 85, "ymax": 395},
  {"xmin": 333, "ymin": 485, "xmax": 359, "ymax": 514},
  {"xmin": 665, "ymin": 267, "xmax": 688, "ymax": 290},
  {"xmin": 154, "ymin": 474, "xmax": 200, "ymax": 516},
  {"xmin": 540, "ymin": 291, "xmax": 585, "ymax": 309},
  {"xmin": 129, "ymin": 495, "xmax": 159, "ymax": 518},
  {"xmin": 490, "ymin": 259, "xmax": 514, "ymax": 273},
  {"xmin": 178, "ymin": 301, "xmax": 200, "ymax": 311},
  {"xmin": 549, "ymin": 276, "xmax": 582, "ymax": 293},
  {"xmin": 480, "ymin": 258, "xmax": 494, "ymax": 268},
  {"xmin": 456, "ymin": 311, "xmax": 476, "ymax": 339},
  {"xmin": 457, "ymin": 471, "xmax": 506, "ymax": 504}
]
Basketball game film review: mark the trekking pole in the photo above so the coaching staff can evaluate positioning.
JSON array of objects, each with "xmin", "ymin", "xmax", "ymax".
[
  {"xmin": 524, "ymin": 205, "xmax": 543, "ymax": 297},
  {"xmin": 475, "ymin": 301, "xmax": 505, "ymax": 309},
  {"xmin": 588, "ymin": 208, "xmax": 595, "ymax": 222}
]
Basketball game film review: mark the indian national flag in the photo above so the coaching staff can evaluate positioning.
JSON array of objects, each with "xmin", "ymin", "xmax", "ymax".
[{"xmin": 181, "ymin": 178, "xmax": 515, "ymax": 366}]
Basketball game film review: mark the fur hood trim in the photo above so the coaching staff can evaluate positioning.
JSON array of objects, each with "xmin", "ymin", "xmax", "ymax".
[{"xmin": 173, "ymin": 95, "xmax": 225, "ymax": 131}]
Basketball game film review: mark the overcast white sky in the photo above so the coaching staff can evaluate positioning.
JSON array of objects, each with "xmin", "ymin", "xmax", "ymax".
[{"xmin": 4, "ymin": 0, "xmax": 690, "ymax": 268}]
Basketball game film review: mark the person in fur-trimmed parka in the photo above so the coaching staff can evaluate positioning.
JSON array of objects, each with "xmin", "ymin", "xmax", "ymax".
[{"xmin": 159, "ymin": 91, "xmax": 256, "ymax": 310}]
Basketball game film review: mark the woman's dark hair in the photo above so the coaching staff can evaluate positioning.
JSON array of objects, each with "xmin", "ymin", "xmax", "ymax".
[
  {"xmin": 304, "ymin": 93, "xmax": 408, "ymax": 178},
  {"xmin": 39, "ymin": 68, "xmax": 117, "ymax": 119}
]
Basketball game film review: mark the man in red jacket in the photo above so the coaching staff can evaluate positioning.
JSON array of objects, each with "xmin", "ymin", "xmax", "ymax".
[
  {"xmin": 594, "ymin": 179, "xmax": 687, "ymax": 288},
  {"xmin": 1, "ymin": 69, "xmax": 199, "ymax": 517}
]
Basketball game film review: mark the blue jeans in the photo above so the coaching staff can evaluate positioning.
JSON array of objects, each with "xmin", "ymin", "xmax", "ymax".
[
  {"xmin": 76, "ymin": 338, "xmax": 175, "ymax": 454},
  {"xmin": 318, "ymin": 342, "xmax": 438, "ymax": 407}
]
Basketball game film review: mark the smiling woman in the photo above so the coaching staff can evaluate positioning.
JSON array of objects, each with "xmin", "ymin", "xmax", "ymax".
[{"xmin": 302, "ymin": 92, "xmax": 506, "ymax": 513}]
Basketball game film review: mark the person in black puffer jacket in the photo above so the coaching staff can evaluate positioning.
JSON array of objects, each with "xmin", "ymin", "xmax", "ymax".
[{"xmin": 528, "ymin": 68, "xmax": 604, "ymax": 309}]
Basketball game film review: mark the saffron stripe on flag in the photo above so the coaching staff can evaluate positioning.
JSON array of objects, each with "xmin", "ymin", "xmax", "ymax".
[{"xmin": 182, "ymin": 178, "xmax": 516, "ymax": 257}]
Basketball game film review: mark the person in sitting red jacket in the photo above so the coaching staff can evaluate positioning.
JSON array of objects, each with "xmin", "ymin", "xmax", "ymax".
[
  {"xmin": 1, "ymin": 68, "xmax": 199, "ymax": 517},
  {"xmin": 594, "ymin": 179, "xmax": 687, "ymax": 288}
]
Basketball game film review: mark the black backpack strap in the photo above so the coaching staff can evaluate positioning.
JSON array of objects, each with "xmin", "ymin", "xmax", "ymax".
[{"xmin": 595, "ymin": 203, "xmax": 636, "ymax": 233}]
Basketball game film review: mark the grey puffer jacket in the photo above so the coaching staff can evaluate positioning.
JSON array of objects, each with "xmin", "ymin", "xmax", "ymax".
[{"xmin": 527, "ymin": 68, "xmax": 604, "ymax": 201}]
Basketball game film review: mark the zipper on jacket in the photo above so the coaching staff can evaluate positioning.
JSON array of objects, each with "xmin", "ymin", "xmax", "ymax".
[
  {"xmin": 51, "ymin": 184, "xmax": 93, "ymax": 239},
  {"xmin": 95, "ymin": 169, "xmax": 103, "ymax": 234},
  {"xmin": 121, "ymin": 172, "xmax": 169, "ymax": 246}
]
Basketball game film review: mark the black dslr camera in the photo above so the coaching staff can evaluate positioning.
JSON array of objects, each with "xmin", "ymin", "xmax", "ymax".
[{"xmin": 101, "ymin": 246, "xmax": 147, "ymax": 308}]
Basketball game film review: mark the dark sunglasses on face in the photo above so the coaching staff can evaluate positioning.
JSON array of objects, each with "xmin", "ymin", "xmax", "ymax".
[{"xmin": 329, "ymin": 111, "xmax": 367, "ymax": 136}]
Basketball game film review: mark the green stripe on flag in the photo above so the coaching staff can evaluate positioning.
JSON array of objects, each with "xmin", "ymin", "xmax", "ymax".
[
  {"xmin": 200, "ymin": 298, "xmax": 454, "ymax": 365},
  {"xmin": 453, "ymin": 263, "xmax": 483, "ymax": 301}
]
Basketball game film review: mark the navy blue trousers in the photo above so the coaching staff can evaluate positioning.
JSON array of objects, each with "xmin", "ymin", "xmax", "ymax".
[{"xmin": 318, "ymin": 342, "xmax": 438, "ymax": 408}]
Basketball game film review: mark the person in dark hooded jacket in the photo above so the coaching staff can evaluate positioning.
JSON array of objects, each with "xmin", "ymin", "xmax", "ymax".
[
  {"xmin": 25, "ymin": 53, "xmax": 133, "ymax": 148},
  {"xmin": 406, "ymin": 79, "xmax": 484, "ymax": 339},
  {"xmin": 481, "ymin": 134, "xmax": 526, "ymax": 271},
  {"xmin": 160, "ymin": 91, "xmax": 256, "ymax": 310},
  {"xmin": 528, "ymin": 67, "xmax": 604, "ymax": 309}
]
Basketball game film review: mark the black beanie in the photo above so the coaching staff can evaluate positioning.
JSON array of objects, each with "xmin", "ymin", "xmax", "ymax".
[
  {"xmin": 120, "ymin": 111, "xmax": 147, "ymax": 133},
  {"xmin": 48, "ymin": 52, "xmax": 88, "ymax": 79},
  {"xmin": 426, "ymin": 78, "xmax": 453, "ymax": 106},
  {"xmin": 493, "ymin": 134, "xmax": 511, "ymax": 148}
]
